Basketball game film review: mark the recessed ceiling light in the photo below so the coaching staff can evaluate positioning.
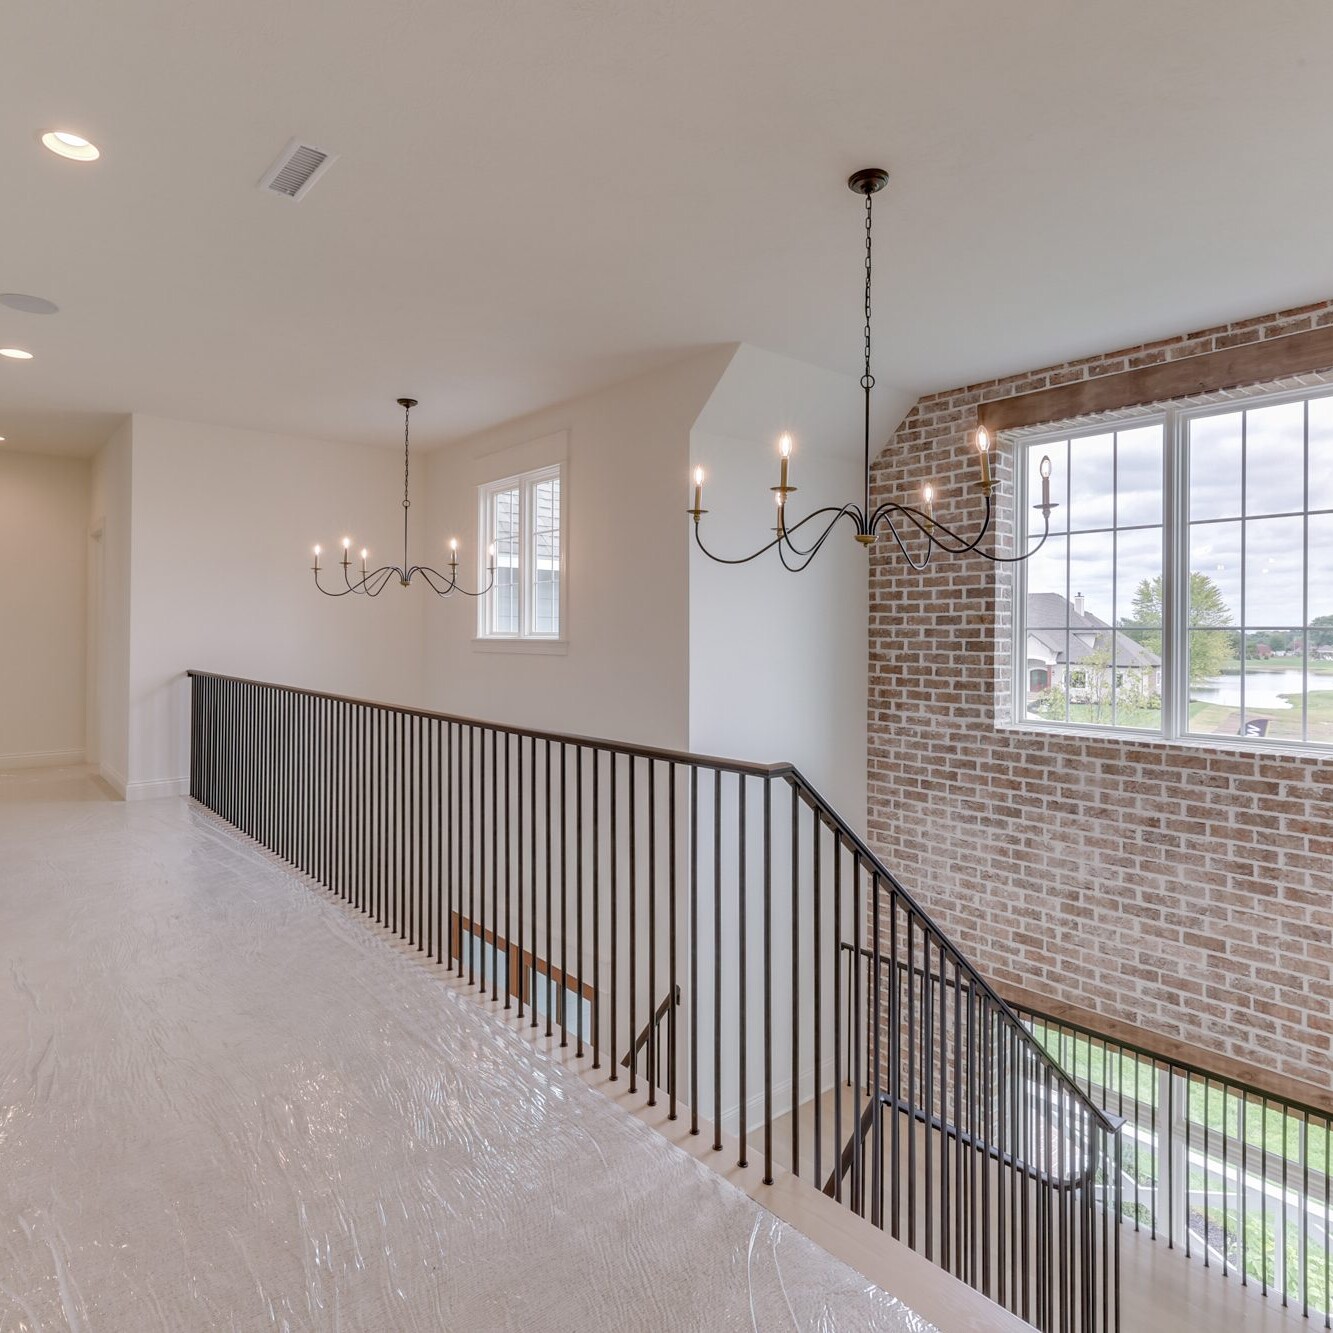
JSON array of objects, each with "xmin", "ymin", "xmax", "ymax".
[
  {"xmin": 0, "ymin": 293, "xmax": 58, "ymax": 315},
  {"xmin": 0, "ymin": 348, "xmax": 34, "ymax": 360},
  {"xmin": 41, "ymin": 130, "xmax": 100, "ymax": 162}
]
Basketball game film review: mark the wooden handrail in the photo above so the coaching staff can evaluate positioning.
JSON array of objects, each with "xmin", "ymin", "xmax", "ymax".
[
  {"xmin": 186, "ymin": 670, "xmax": 793, "ymax": 780},
  {"xmin": 1002, "ymin": 983, "xmax": 1333, "ymax": 1121}
]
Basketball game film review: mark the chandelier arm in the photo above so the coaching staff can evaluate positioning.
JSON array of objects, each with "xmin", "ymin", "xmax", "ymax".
[
  {"xmin": 871, "ymin": 501, "xmax": 982, "ymax": 556},
  {"xmin": 778, "ymin": 508, "xmax": 865, "ymax": 571},
  {"xmin": 966, "ymin": 509, "xmax": 1054, "ymax": 565},
  {"xmin": 362, "ymin": 565, "xmax": 404, "ymax": 596},
  {"xmin": 778, "ymin": 504, "xmax": 865, "ymax": 557},
  {"xmin": 870, "ymin": 495, "xmax": 1055, "ymax": 563},
  {"xmin": 694, "ymin": 506, "xmax": 854, "ymax": 566},
  {"xmin": 874, "ymin": 512, "xmax": 934, "ymax": 571},
  {"xmin": 317, "ymin": 565, "xmax": 389, "ymax": 602},
  {"xmin": 412, "ymin": 564, "xmax": 497, "ymax": 598}
]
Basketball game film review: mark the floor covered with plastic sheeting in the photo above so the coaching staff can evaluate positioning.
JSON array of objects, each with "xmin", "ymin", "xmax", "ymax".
[{"xmin": 0, "ymin": 769, "xmax": 935, "ymax": 1332}]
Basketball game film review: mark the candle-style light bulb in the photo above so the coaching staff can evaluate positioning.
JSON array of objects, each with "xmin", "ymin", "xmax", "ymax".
[
  {"xmin": 488, "ymin": 542, "xmax": 496, "ymax": 563},
  {"xmin": 778, "ymin": 432, "xmax": 793, "ymax": 492},
  {"xmin": 976, "ymin": 425, "xmax": 993, "ymax": 494},
  {"xmin": 341, "ymin": 536, "xmax": 352, "ymax": 565},
  {"xmin": 312, "ymin": 544, "xmax": 321, "ymax": 570},
  {"xmin": 1039, "ymin": 454, "xmax": 1053, "ymax": 512},
  {"xmin": 692, "ymin": 466, "xmax": 704, "ymax": 514},
  {"xmin": 922, "ymin": 483, "xmax": 935, "ymax": 532}
]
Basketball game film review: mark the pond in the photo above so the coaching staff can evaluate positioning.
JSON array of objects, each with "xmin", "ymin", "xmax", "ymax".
[{"xmin": 1191, "ymin": 669, "xmax": 1318, "ymax": 710}]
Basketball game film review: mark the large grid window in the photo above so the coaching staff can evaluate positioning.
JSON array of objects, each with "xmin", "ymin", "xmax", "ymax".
[
  {"xmin": 1016, "ymin": 384, "xmax": 1333, "ymax": 749},
  {"xmin": 479, "ymin": 465, "xmax": 563, "ymax": 640}
]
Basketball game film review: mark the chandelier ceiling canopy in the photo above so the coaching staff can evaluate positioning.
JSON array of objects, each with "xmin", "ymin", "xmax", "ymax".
[
  {"xmin": 689, "ymin": 168, "xmax": 1056, "ymax": 572},
  {"xmin": 311, "ymin": 398, "xmax": 494, "ymax": 599}
]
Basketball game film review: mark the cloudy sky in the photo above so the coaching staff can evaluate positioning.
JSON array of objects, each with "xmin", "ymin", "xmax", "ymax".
[{"xmin": 1026, "ymin": 397, "xmax": 1333, "ymax": 631}]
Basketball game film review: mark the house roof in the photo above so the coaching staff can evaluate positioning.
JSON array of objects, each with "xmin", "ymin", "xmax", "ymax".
[{"xmin": 1027, "ymin": 594, "xmax": 1161, "ymax": 668}]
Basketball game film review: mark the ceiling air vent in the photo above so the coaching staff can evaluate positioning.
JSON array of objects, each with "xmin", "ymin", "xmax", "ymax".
[{"xmin": 258, "ymin": 138, "xmax": 337, "ymax": 201}]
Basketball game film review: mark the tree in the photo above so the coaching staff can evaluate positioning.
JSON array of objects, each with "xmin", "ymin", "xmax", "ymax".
[
  {"xmin": 1126, "ymin": 572, "xmax": 1236, "ymax": 685},
  {"xmin": 1311, "ymin": 614, "xmax": 1333, "ymax": 649}
]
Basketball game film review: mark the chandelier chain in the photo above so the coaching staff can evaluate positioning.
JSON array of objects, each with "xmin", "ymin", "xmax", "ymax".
[
  {"xmin": 403, "ymin": 403, "xmax": 411, "ymax": 512},
  {"xmin": 862, "ymin": 191, "xmax": 874, "ymax": 391}
]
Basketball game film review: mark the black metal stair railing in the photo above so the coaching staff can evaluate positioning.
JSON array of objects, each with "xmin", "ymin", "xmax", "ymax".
[{"xmin": 187, "ymin": 670, "xmax": 1122, "ymax": 1332}]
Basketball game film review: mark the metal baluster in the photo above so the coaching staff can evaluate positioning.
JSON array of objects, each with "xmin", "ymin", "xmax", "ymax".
[
  {"xmin": 560, "ymin": 742, "xmax": 568, "ymax": 1043},
  {"xmin": 851, "ymin": 851, "xmax": 862, "ymax": 1215},
  {"xmin": 529, "ymin": 735, "xmax": 537, "ymax": 1027},
  {"xmin": 667, "ymin": 761, "xmax": 677, "ymax": 1119},
  {"xmin": 689, "ymin": 766, "xmax": 698, "ymax": 1132},
  {"xmin": 712, "ymin": 769, "xmax": 722, "ymax": 1151},
  {"xmin": 515, "ymin": 733, "xmax": 524, "ymax": 1018},
  {"xmin": 737, "ymin": 772, "xmax": 747, "ymax": 1170},
  {"xmin": 762, "ymin": 776, "xmax": 773, "ymax": 1186},
  {"xmin": 628, "ymin": 757, "xmax": 637, "ymax": 1089},
  {"xmin": 790, "ymin": 784, "xmax": 800, "ymax": 1180},
  {"xmin": 608, "ymin": 751, "xmax": 617, "ymax": 1074},
  {"xmin": 504, "ymin": 732, "xmax": 512, "ymax": 1005},
  {"xmin": 810, "ymin": 799, "xmax": 821, "ymax": 1189},
  {"xmin": 544, "ymin": 738, "xmax": 553, "ymax": 1039},
  {"xmin": 576, "ymin": 747, "xmax": 584, "ymax": 1052},
  {"xmin": 647, "ymin": 761, "xmax": 656, "ymax": 1102},
  {"xmin": 831, "ymin": 834, "xmax": 842, "ymax": 1204},
  {"xmin": 591, "ymin": 749, "xmax": 600, "ymax": 1066}
]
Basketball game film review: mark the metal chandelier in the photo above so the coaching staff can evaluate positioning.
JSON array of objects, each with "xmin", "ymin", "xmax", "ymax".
[
  {"xmin": 311, "ymin": 397, "xmax": 494, "ymax": 598},
  {"xmin": 688, "ymin": 168, "xmax": 1056, "ymax": 571}
]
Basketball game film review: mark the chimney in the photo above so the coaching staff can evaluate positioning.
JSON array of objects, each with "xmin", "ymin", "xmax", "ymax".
[{"xmin": 1074, "ymin": 591, "xmax": 1085, "ymax": 617}]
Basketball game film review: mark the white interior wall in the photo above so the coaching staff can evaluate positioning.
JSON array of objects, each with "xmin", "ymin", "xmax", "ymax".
[
  {"xmin": 89, "ymin": 420, "xmax": 133, "ymax": 789},
  {"xmin": 420, "ymin": 349, "xmax": 734, "ymax": 749},
  {"xmin": 689, "ymin": 344, "xmax": 914, "ymax": 825},
  {"xmin": 123, "ymin": 415, "xmax": 427, "ymax": 796},
  {"xmin": 685, "ymin": 346, "xmax": 914, "ymax": 1129},
  {"xmin": 0, "ymin": 449, "xmax": 92, "ymax": 769}
]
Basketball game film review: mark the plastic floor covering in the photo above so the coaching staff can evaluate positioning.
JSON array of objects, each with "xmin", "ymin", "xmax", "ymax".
[{"xmin": 0, "ymin": 770, "xmax": 936, "ymax": 1332}]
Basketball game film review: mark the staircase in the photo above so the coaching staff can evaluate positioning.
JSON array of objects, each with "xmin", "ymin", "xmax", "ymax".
[{"xmin": 187, "ymin": 670, "xmax": 1122, "ymax": 1331}]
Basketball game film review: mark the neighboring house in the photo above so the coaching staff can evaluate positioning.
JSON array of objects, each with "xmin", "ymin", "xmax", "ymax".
[
  {"xmin": 1026, "ymin": 592, "xmax": 1162, "ymax": 705},
  {"xmin": 1316, "ymin": 645, "xmax": 1333, "ymax": 662}
]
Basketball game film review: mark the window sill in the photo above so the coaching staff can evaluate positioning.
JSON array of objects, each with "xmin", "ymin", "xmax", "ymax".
[
  {"xmin": 472, "ymin": 637, "xmax": 568, "ymax": 656},
  {"xmin": 995, "ymin": 718, "xmax": 1333, "ymax": 762}
]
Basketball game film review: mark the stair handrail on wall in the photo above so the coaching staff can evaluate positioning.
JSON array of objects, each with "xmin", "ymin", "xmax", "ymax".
[{"xmin": 187, "ymin": 669, "xmax": 1123, "ymax": 1332}]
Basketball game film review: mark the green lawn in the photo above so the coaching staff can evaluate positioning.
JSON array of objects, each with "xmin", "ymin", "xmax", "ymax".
[
  {"xmin": 1188, "ymin": 690, "xmax": 1333, "ymax": 742},
  {"xmin": 1032, "ymin": 1024, "xmax": 1330, "ymax": 1178}
]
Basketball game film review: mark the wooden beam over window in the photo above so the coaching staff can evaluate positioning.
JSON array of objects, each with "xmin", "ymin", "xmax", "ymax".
[{"xmin": 979, "ymin": 325, "xmax": 1333, "ymax": 433}]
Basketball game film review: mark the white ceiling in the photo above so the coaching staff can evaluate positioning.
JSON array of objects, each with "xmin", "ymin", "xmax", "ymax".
[{"xmin": 3, "ymin": 0, "xmax": 1333, "ymax": 457}]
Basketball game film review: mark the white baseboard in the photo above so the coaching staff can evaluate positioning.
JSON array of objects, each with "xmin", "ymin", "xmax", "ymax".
[
  {"xmin": 0, "ymin": 747, "xmax": 85, "ymax": 771},
  {"xmin": 99, "ymin": 763, "xmax": 128, "ymax": 798},
  {"xmin": 125, "ymin": 776, "xmax": 190, "ymax": 802},
  {"xmin": 721, "ymin": 1052, "xmax": 841, "ymax": 1132}
]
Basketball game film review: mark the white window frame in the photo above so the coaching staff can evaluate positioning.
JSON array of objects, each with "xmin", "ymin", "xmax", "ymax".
[
  {"xmin": 477, "ymin": 463, "xmax": 565, "ymax": 643},
  {"xmin": 1011, "ymin": 380, "xmax": 1333, "ymax": 755}
]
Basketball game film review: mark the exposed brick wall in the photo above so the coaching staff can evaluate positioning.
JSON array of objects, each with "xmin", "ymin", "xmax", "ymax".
[{"xmin": 867, "ymin": 299, "xmax": 1333, "ymax": 1091}]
